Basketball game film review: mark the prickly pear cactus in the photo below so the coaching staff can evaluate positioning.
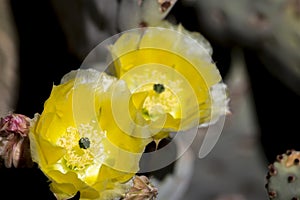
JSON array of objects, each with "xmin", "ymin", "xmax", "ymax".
[
  {"xmin": 181, "ymin": 0, "xmax": 300, "ymax": 94},
  {"xmin": 266, "ymin": 149, "xmax": 300, "ymax": 200}
]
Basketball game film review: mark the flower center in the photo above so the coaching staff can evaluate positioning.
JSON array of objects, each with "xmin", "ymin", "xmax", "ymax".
[
  {"xmin": 143, "ymin": 87, "xmax": 180, "ymax": 120},
  {"xmin": 126, "ymin": 69, "xmax": 183, "ymax": 120},
  {"xmin": 57, "ymin": 123, "xmax": 106, "ymax": 171}
]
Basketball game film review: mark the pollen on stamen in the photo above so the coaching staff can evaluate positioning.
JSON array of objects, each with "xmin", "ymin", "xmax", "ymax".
[
  {"xmin": 56, "ymin": 124, "xmax": 106, "ymax": 171},
  {"xmin": 143, "ymin": 89, "xmax": 179, "ymax": 118}
]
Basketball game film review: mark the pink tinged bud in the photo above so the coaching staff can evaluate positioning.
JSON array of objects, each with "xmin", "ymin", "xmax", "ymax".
[
  {"xmin": 0, "ymin": 114, "xmax": 30, "ymax": 137},
  {"xmin": 0, "ymin": 114, "xmax": 32, "ymax": 168}
]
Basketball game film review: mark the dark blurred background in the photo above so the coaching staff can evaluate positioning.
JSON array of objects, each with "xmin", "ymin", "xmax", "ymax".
[{"xmin": 1, "ymin": 0, "xmax": 299, "ymax": 199}]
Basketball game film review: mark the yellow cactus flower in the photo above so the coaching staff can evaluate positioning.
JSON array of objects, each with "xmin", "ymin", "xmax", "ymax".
[
  {"xmin": 109, "ymin": 22, "xmax": 229, "ymax": 138},
  {"xmin": 29, "ymin": 69, "xmax": 152, "ymax": 200}
]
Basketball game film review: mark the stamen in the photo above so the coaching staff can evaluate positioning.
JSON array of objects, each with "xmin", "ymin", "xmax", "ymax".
[{"xmin": 56, "ymin": 124, "xmax": 106, "ymax": 171}]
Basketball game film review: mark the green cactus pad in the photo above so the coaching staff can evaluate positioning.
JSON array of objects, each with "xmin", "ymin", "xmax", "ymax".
[{"xmin": 266, "ymin": 149, "xmax": 300, "ymax": 200}]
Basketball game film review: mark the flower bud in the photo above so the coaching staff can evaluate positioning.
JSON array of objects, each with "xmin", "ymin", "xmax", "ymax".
[
  {"xmin": 0, "ymin": 113, "xmax": 32, "ymax": 168},
  {"xmin": 0, "ymin": 113, "xmax": 30, "ymax": 137}
]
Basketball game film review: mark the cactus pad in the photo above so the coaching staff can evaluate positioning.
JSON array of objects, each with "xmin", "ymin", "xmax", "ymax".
[{"xmin": 266, "ymin": 149, "xmax": 300, "ymax": 200}]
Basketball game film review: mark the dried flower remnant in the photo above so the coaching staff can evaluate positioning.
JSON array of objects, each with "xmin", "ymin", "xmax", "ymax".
[
  {"xmin": 158, "ymin": 0, "xmax": 176, "ymax": 13},
  {"xmin": 123, "ymin": 175, "xmax": 158, "ymax": 200},
  {"xmin": 0, "ymin": 113, "xmax": 33, "ymax": 168}
]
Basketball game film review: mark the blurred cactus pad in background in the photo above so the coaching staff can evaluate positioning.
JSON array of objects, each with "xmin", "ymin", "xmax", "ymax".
[
  {"xmin": 176, "ymin": 0, "xmax": 300, "ymax": 94},
  {"xmin": 266, "ymin": 150, "xmax": 300, "ymax": 200}
]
